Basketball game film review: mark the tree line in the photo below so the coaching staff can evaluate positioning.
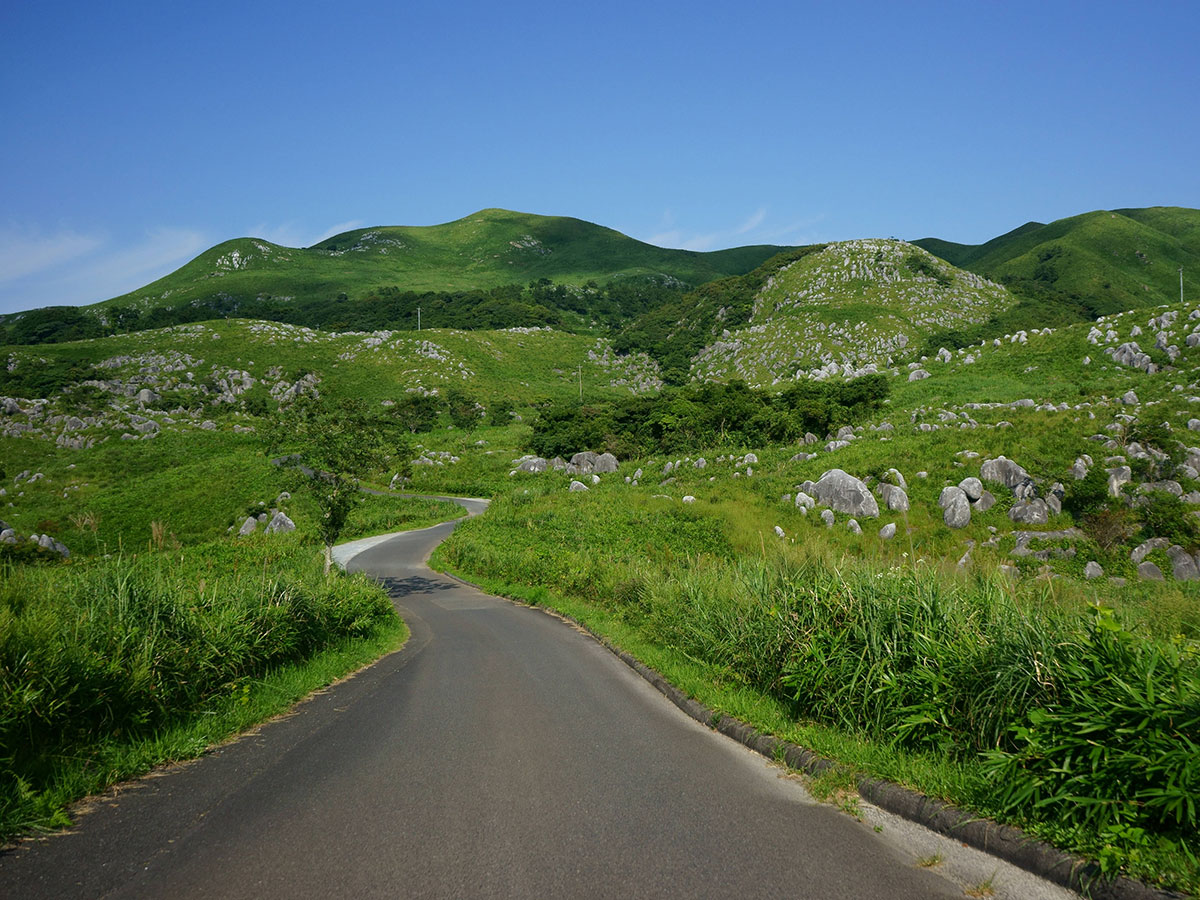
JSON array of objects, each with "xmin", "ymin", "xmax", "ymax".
[
  {"xmin": 0, "ymin": 277, "xmax": 689, "ymax": 346},
  {"xmin": 527, "ymin": 375, "xmax": 890, "ymax": 458}
]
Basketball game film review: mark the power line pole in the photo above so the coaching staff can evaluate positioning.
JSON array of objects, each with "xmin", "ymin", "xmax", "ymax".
[
  {"xmin": 417, "ymin": 306, "xmax": 421, "ymax": 331},
  {"xmin": 1182, "ymin": 267, "xmax": 1185, "ymax": 304},
  {"xmin": 578, "ymin": 364, "xmax": 582, "ymax": 402}
]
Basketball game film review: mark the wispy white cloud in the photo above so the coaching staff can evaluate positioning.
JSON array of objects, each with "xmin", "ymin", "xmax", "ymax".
[
  {"xmin": 641, "ymin": 207, "xmax": 809, "ymax": 251},
  {"xmin": 81, "ymin": 228, "xmax": 210, "ymax": 288},
  {"xmin": 734, "ymin": 207, "xmax": 767, "ymax": 235},
  {"xmin": 0, "ymin": 227, "xmax": 210, "ymax": 315},
  {"xmin": 0, "ymin": 229, "xmax": 104, "ymax": 284},
  {"xmin": 646, "ymin": 229, "xmax": 723, "ymax": 251},
  {"xmin": 248, "ymin": 219, "xmax": 365, "ymax": 248}
]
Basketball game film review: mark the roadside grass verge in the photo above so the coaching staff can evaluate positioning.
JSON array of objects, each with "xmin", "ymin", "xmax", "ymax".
[
  {"xmin": 432, "ymin": 486, "xmax": 1200, "ymax": 895},
  {"xmin": 334, "ymin": 493, "xmax": 466, "ymax": 543},
  {"xmin": 0, "ymin": 534, "xmax": 405, "ymax": 841}
]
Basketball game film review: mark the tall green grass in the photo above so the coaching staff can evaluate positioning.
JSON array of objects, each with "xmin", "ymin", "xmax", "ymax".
[
  {"xmin": 0, "ymin": 534, "xmax": 398, "ymax": 838},
  {"xmin": 437, "ymin": 487, "xmax": 1200, "ymax": 892}
]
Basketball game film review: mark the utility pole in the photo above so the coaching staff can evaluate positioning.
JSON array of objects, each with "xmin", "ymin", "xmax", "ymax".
[
  {"xmin": 417, "ymin": 306, "xmax": 421, "ymax": 331},
  {"xmin": 578, "ymin": 364, "xmax": 582, "ymax": 402},
  {"xmin": 1182, "ymin": 267, "xmax": 1185, "ymax": 304}
]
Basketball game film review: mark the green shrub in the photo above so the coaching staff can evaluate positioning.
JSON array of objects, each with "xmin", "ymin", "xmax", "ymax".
[
  {"xmin": 1140, "ymin": 490, "xmax": 1200, "ymax": 548},
  {"xmin": 1063, "ymin": 466, "xmax": 1111, "ymax": 520},
  {"xmin": 981, "ymin": 606, "xmax": 1200, "ymax": 835},
  {"xmin": 527, "ymin": 376, "xmax": 889, "ymax": 457},
  {"xmin": 445, "ymin": 387, "xmax": 481, "ymax": 430}
]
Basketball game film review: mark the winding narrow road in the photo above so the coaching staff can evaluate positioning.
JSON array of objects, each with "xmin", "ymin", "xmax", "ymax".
[{"xmin": 2, "ymin": 501, "xmax": 1047, "ymax": 898}]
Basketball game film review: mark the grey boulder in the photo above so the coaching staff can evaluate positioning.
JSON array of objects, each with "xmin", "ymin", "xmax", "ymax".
[
  {"xmin": 1131, "ymin": 537, "xmax": 1170, "ymax": 565},
  {"xmin": 1168, "ymin": 545, "xmax": 1199, "ymax": 581},
  {"xmin": 266, "ymin": 512, "xmax": 295, "ymax": 534},
  {"xmin": 973, "ymin": 490, "xmax": 996, "ymax": 512},
  {"xmin": 806, "ymin": 469, "xmax": 879, "ymax": 517},
  {"xmin": 593, "ymin": 453, "xmax": 619, "ymax": 473},
  {"xmin": 957, "ymin": 477, "xmax": 983, "ymax": 502},
  {"xmin": 1137, "ymin": 561, "xmax": 1164, "ymax": 581},
  {"xmin": 1009, "ymin": 500, "xmax": 1049, "ymax": 525},
  {"xmin": 878, "ymin": 483, "xmax": 909, "ymax": 513},
  {"xmin": 980, "ymin": 456, "xmax": 1031, "ymax": 490},
  {"xmin": 941, "ymin": 487, "xmax": 971, "ymax": 528}
]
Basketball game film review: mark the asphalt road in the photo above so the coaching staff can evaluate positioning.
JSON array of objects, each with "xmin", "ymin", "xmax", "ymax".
[{"xmin": 2, "ymin": 502, "xmax": 968, "ymax": 899}]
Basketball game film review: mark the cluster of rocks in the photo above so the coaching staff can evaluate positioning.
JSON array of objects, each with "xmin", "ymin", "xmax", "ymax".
[
  {"xmin": 510, "ymin": 451, "xmax": 619, "ymax": 484},
  {"xmin": 0, "ymin": 519, "xmax": 70, "ymax": 558},
  {"xmin": 232, "ymin": 493, "xmax": 295, "ymax": 537},
  {"xmin": 1090, "ymin": 306, "xmax": 1200, "ymax": 373},
  {"xmin": 587, "ymin": 339, "xmax": 663, "ymax": 394},
  {"xmin": 413, "ymin": 449, "xmax": 461, "ymax": 467},
  {"xmin": 246, "ymin": 321, "xmax": 323, "ymax": 345},
  {"xmin": 783, "ymin": 468, "xmax": 899, "ymax": 540}
]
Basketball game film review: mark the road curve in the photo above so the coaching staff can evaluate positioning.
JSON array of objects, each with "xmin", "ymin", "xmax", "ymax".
[{"xmin": 2, "ymin": 502, "xmax": 963, "ymax": 899}]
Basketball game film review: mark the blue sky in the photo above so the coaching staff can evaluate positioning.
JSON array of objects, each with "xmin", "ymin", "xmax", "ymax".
[{"xmin": 1, "ymin": 0, "xmax": 1197, "ymax": 315}]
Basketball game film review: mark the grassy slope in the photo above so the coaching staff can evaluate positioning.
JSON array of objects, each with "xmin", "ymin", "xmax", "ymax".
[
  {"xmin": 421, "ymin": 304, "xmax": 1200, "ymax": 893},
  {"xmin": 66, "ymin": 209, "xmax": 788, "ymax": 315},
  {"xmin": 915, "ymin": 207, "xmax": 1200, "ymax": 311},
  {"xmin": 0, "ymin": 319, "xmax": 664, "ymax": 550}
]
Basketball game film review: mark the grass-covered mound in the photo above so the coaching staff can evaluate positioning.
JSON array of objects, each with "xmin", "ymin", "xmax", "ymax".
[
  {"xmin": 916, "ymin": 206, "xmax": 1200, "ymax": 315},
  {"xmin": 689, "ymin": 240, "xmax": 1013, "ymax": 386}
]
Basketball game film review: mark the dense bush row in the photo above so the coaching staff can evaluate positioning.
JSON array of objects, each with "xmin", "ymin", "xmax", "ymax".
[
  {"xmin": 527, "ymin": 375, "xmax": 890, "ymax": 458},
  {"xmin": 0, "ymin": 277, "xmax": 688, "ymax": 346}
]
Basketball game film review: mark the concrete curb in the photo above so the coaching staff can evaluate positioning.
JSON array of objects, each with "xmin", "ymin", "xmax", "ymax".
[{"xmin": 438, "ymin": 566, "xmax": 1186, "ymax": 900}]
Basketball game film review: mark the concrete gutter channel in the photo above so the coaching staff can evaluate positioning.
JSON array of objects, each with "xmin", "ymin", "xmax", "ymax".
[{"xmin": 339, "ymin": 509, "xmax": 1186, "ymax": 900}]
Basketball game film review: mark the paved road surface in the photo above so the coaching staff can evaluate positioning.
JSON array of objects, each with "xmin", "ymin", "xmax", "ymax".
[{"xmin": 2, "ymin": 502, "xmax": 977, "ymax": 898}]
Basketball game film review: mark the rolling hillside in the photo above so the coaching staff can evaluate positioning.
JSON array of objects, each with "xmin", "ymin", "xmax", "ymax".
[
  {"xmin": 914, "ymin": 206, "xmax": 1200, "ymax": 312},
  {"xmin": 80, "ymin": 209, "xmax": 788, "ymax": 316}
]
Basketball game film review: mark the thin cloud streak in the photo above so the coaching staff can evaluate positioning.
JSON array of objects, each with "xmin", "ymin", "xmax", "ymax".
[
  {"xmin": 734, "ymin": 208, "xmax": 767, "ymax": 235},
  {"xmin": 0, "ymin": 228, "xmax": 210, "ymax": 314},
  {"xmin": 249, "ymin": 220, "xmax": 365, "ymax": 248},
  {"xmin": 0, "ymin": 229, "xmax": 104, "ymax": 283},
  {"xmin": 642, "ymin": 207, "xmax": 820, "ymax": 252}
]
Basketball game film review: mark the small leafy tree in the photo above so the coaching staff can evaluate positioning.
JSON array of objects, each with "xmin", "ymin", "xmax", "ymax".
[
  {"xmin": 445, "ymin": 387, "xmax": 481, "ymax": 430},
  {"xmin": 488, "ymin": 397, "xmax": 514, "ymax": 426},
  {"xmin": 392, "ymin": 393, "xmax": 438, "ymax": 433},
  {"xmin": 268, "ymin": 396, "xmax": 407, "ymax": 574}
]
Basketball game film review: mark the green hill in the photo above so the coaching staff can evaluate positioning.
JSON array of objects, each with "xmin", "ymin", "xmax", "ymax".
[
  {"xmin": 914, "ymin": 206, "xmax": 1200, "ymax": 313},
  {"xmin": 112, "ymin": 208, "xmax": 786, "ymax": 314},
  {"xmin": 0, "ymin": 209, "xmax": 790, "ymax": 345}
]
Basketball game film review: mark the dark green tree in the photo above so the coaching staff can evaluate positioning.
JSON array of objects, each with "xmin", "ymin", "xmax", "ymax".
[
  {"xmin": 392, "ymin": 393, "xmax": 438, "ymax": 433},
  {"xmin": 268, "ymin": 396, "xmax": 408, "ymax": 574},
  {"xmin": 445, "ymin": 387, "xmax": 481, "ymax": 430}
]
